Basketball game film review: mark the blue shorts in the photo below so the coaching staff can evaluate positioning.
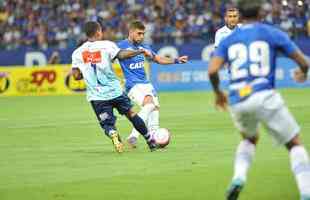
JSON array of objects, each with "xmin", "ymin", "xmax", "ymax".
[{"xmin": 90, "ymin": 94, "xmax": 133, "ymax": 128}]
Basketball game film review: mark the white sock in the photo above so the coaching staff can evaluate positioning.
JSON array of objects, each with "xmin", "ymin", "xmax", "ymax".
[
  {"xmin": 290, "ymin": 145, "xmax": 310, "ymax": 198},
  {"xmin": 232, "ymin": 140, "xmax": 256, "ymax": 183},
  {"xmin": 148, "ymin": 110, "xmax": 159, "ymax": 132},
  {"xmin": 128, "ymin": 104, "xmax": 155, "ymax": 139}
]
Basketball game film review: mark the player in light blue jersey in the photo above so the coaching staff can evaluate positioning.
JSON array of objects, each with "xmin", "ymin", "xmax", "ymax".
[
  {"xmin": 117, "ymin": 21, "xmax": 188, "ymax": 148},
  {"xmin": 71, "ymin": 21, "xmax": 159, "ymax": 153},
  {"xmin": 208, "ymin": 1, "xmax": 310, "ymax": 200}
]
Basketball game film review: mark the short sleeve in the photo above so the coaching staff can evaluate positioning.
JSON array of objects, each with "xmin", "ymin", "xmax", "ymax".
[
  {"xmin": 274, "ymin": 28, "xmax": 298, "ymax": 56},
  {"xmin": 104, "ymin": 41, "xmax": 121, "ymax": 60},
  {"xmin": 213, "ymin": 38, "xmax": 228, "ymax": 61},
  {"xmin": 214, "ymin": 30, "xmax": 221, "ymax": 48},
  {"xmin": 71, "ymin": 51, "xmax": 82, "ymax": 69}
]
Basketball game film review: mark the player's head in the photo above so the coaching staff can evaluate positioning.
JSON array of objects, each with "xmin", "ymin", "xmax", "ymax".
[
  {"xmin": 224, "ymin": 7, "xmax": 239, "ymax": 29},
  {"xmin": 84, "ymin": 21, "xmax": 103, "ymax": 40},
  {"xmin": 128, "ymin": 20, "xmax": 145, "ymax": 44},
  {"xmin": 237, "ymin": 0, "xmax": 262, "ymax": 20}
]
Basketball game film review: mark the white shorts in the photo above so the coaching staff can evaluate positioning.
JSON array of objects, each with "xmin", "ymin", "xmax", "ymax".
[
  {"xmin": 230, "ymin": 90, "xmax": 300, "ymax": 145},
  {"xmin": 127, "ymin": 83, "xmax": 160, "ymax": 107}
]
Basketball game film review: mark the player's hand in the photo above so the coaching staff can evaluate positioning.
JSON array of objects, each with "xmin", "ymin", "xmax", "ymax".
[
  {"xmin": 293, "ymin": 68, "xmax": 307, "ymax": 83},
  {"xmin": 177, "ymin": 56, "xmax": 188, "ymax": 63},
  {"xmin": 215, "ymin": 91, "xmax": 228, "ymax": 111},
  {"xmin": 139, "ymin": 48, "xmax": 154, "ymax": 59}
]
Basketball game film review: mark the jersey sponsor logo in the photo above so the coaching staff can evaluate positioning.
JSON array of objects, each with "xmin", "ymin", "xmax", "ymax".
[
  {"xmin": 82, "ymin": 51, "xmax": 102, "ymax": 64},
  {"xmin": 129, "ymin": 61, "xmax": 144, "ymax": 70}
]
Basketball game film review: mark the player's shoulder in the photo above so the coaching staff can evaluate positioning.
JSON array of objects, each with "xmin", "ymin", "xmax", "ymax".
[
  {"xmin": 215, "ymin": 26, "xmax": 230, "ymax": 35},
  {"xmin": 72, "ymin": 43, "xmax": 85, "ymax": 58},
  {"xmin": 94, "ymin": 40, "xmax": 117, "ymax": 48},
  {"xmin": 117, "ymin": 39, "xmax": 131, "ymax": 48},
  {"xmin": 140, "ymin": 43, "xmax": 153, "ymax": 51}
]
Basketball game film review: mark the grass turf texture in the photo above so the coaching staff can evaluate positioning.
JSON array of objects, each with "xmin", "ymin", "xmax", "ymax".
[{"xmin": 0, "ymin": 89, "xmax": 309, "ymax": 200}]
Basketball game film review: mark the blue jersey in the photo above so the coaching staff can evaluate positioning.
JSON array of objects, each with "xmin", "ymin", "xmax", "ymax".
[
  {"xmin": 214, "ymin": 22, "xmax": 298, "ymax": 105},
  {"xmin": 117, "ymin": 39, "xmax": 156, "ymax": 91}
]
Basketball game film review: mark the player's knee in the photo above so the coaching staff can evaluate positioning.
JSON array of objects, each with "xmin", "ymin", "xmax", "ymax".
[
  {"xmin": 126, "ymin": 109, "xmax": 137, "ymax": 119},
  {"xmin": 286, "ymin": 134, "xmax": 302, "ymax": 150},
  {"xmin": 142, "ymin": 95, "xmax": 154, "ymax": 106},
  {"xmin": 241, "ymin": 133, "xmax": 259, "ymax": 145}
]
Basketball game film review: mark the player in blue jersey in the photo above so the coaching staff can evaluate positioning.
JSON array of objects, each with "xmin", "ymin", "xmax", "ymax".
[
  {"xmin": 71, "ymin": 21, "xmax": 158, "ymax": 153},
  {"xmin": 208, "ymin": 1, "xmax": 310, "ymax": 200},
  {"xmin": 117, "ymin": 21, "xmax": 188, "ymax": 148}
]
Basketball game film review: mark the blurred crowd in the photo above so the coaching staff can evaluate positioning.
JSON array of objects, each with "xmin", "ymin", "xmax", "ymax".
[{"xmin": 0, "ymin": 0, "xmax": 309, "ymax": 51}]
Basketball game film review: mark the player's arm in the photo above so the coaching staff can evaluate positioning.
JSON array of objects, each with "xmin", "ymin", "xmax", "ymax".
[
  {"xmin": 116, "ymin": 49, "xmax": 147, "ymax": 60},
  {"xmin": 152, "ymin": 55, "xmax": 188, "ymax": 65},
  {"xmin": 106, "ymin": 41, "xmax": 149, "ymax": 60},
  {"xmin": 289, "ymin": 50, "xmax": 309, "ymax": 83},
  {"xmin": 214, "ymin": 30, "xmax": 221, "ymax": 49},
  {"xmin": 72, "ymin": 68, "xmax": 83, "ymax": 80},
  {"xmin": 208, "ymin": 39, "xmax": 229, "ymax": 110},
  {"xmin": 275, "ymin": 29, "xmax": 309, "ymax": 83},
  {"xmin": 71, "ymin": 51, "xmax": 83, "ymax": 80}
]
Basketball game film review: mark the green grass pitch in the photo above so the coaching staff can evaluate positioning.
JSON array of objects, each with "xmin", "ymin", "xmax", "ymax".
[{"xmin": 0, "ymin": 89, "xmax": 309, "ymax": 200}]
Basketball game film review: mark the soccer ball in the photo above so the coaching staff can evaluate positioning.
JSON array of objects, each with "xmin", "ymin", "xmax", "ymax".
[{"xmin": 152, "ymin": 128, "xmax": 171, "ymax": 148}]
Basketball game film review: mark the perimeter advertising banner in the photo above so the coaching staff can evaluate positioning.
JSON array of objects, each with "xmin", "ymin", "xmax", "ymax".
[
  {"xmin": 0, "ymin": 65, "xmax": 84, "ymax": 96},
  {"xmin": 150, "ymin": 58, "xmax": 310, "ymax": 92},
  {"xmin": 0, "ymin": 62, "xmax": 148, "ymax": 97}
]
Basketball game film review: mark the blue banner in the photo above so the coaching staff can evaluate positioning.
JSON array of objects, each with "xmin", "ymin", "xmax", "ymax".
[
  {"xmin": 150, "ymin": 58, "xmax": 310, "ymax": 92},
  {"xmin": 1, "ymin": 38, "xmax": 310, "ymax": 66}
]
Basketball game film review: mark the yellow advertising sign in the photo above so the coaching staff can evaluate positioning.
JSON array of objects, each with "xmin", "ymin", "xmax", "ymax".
[{"xmin": 0, "ymin": 62, "xmax": 149, "ymax": 97}]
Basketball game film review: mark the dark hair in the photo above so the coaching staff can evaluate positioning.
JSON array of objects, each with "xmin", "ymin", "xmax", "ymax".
[
  {"xmin": 237, "ymin": 0, "xmax": 262, "ymax": 19},
  {"xmin": 84, "ymin": 21, "xmax": 101, "ymax": 37},
  {"xmin": 225, "ymin": 7, "xmax": 239, "ymax": 15},
  {"xmin": 129, "ymin": 20, "xmax": 145, "ymax": 30}
]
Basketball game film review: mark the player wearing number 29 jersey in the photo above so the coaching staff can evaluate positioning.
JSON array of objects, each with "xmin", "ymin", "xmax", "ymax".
[
  {"xmin": 209, "ymin": 1, "xmax": 310, "ymax": 200},
  {"xmin": 214, "ymin": 22, "xmax": 298, "ymax": 105}
]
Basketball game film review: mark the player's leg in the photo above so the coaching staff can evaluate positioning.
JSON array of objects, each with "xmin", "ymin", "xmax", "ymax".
[
  {"xmin": 286, "ymin": 136, "xmax": 310, "ymax": 200},
  {"xmin": 90, "ymin": 100, "xmax": 124, "ymax": 153},
  {"xmin": 147, "ymin": 97, "xmax": 160, "ymax": 132},
  {"xmin": 227, "ymin": 101, "xmax": 259, "ymax": 200},
  {"xmin": 260, "ymin": 91, "xmax": 310, "ymax": 199},
  {"xmin": 127, "ymin": 84, "xmax": 156, "ymax": 147},
  {"xmin": 128, "ymin": 95, "xmax": 155, "ymax": 138},
  {"xmin": 114, "ymin": 94, "xmax": 158, "ymax": 151},
  {"xmin": 227, "ymin": 133, "xmax": 257, "ymax": 200}
]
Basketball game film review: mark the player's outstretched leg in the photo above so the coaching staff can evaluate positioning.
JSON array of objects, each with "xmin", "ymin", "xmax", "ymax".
[
  {"xmin": 227, "ymin": 139, "xmax": 256, "ymax": 200},
  {"xmin": 148, "ymin": 108, "xmax": 159, "ymax": 133},
  {"xmin": 286, "ymin": 136, "xmax": 310, "ymax": 200},
  {"xmin": 126, "ymin": 110, "xmax": 158, "ymax": 151},
  {"xmin": 127, "ymin": 103, "xmax": 155, "ymax": 148}
]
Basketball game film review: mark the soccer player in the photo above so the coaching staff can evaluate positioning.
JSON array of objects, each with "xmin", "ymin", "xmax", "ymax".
[
  {"xmin": 117, "ymin": 21, "xmax": 188, "ymax": 148},
  {"xmin": 71, "ymin": 21, "xmax": 158, "ymax": 153},
  {"xmin": 208, "ymin": 1, "xmax": 310, "ymax": 200},
  {"xmin": 214, "ymin": 7, "xmax": 241, "ymax": 49}
]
